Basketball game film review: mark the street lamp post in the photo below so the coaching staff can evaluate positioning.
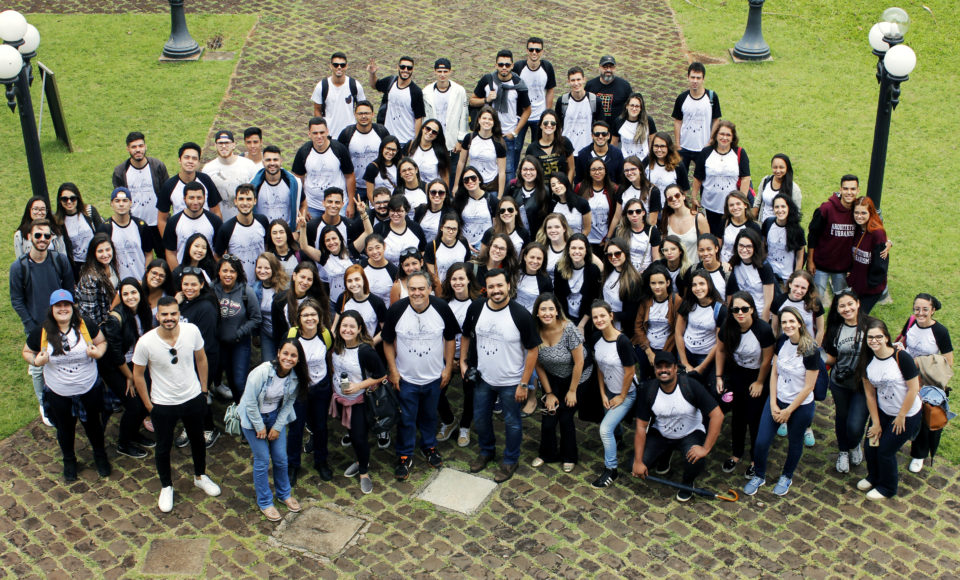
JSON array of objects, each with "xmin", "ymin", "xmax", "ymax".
[
  {"xmin": 732, "ymin": 0, "xmax": 771, "ymax": 61},
  {"xmin": 162, "ymin": 0, "xmax": 201, "ymax": 59},
  {"xmin": 0, "ymin": 10, "xmax": 47, "ymax": 202},
  {"xmin": 866, "ymin": 8, "xmax": 917, "ymax": 209}
]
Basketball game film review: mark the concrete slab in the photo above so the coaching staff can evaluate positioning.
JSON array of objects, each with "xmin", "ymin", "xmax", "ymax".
[
  {"xmin": 274, "ymin": 506, "xmax": 364, "ymax": 558},
  {"xmin": 417, "ymin": 468, "xmax": 497, "ymax": 515},
  {"xmin": 141, "ymin": 538, "xmax": 209, "ymax": 575}
]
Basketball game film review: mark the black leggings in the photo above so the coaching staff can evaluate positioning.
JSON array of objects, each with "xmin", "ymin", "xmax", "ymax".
[
  {"xmin": 725, "ymin": 363, "xmax": 767, "ymax": 461},
  {"xmin": 101, "ymin": 362, "xmax": 148, "ymax": 447},
  {"xmin": 538, "ymin": 370, "xmax": 579, "ymax": 463},
  {"xmin": 437, "ymin": 374, "xmax": 475, "ymax": 430},
  {"xmin": 339, "ymin": 402, "xmax": 371, "ymax": 475},
  {"xmin": 45, "ymin": 383, "xmax": 106, "ymax": 464}
]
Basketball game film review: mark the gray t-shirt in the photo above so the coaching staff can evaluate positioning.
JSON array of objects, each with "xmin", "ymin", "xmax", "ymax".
[{"xmin": 537, "ymin": 321, "xmax": 592, "ymax": 384}]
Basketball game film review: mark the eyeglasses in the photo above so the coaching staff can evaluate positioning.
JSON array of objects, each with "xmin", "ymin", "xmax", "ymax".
[
  {"xmin": 541, "ymin": 120, "xmax": 556, "ymax": 127},
  {"xmin": 169, "ymin": 348, "xmax": 178, "ymax": 365},
  {"xmin": 866, "ymin": 335, "xmax": 886, "ymax": 342},
  {"xmin": 33, "ymin": 232, "xmax": 52, "ymax": 240},
  {"xmin": 398, "ymin": 64, "xmax": 414, "ymax": 71},
  {"xmin": 527, "ymin": 47, "xmax": 542, "ymax": 53},
  {"xmin": 441, "ymin": 225, "xmax": 458, "ymax": 232},
  {"xmin": 730, "ymin": 306, "xmax": 751, "ymax": 314},
  {"xmin": 606, "ymin": 250, "xmax": 623, "ymax": 259},
  {"xmin": 626, "ymin": 209, "xmax": 644, "ymax": 216},
  {"xmin": 590, "ymin": 167, "xmax": 605, "ymax": 173},
  {"xmin": 60, "ymin": 196, "xmax": 78, "ymax": 203},
  {"xmin": 463, "ymin": 175, "xmax": 479, "ymax": 183},
  {"xmin": 429, "ymin": 189, "xmax": 446, "ymax": 196},
  {"xmin": 499, "ymin": 207, "xmax": 515, "ymax": 215},
  {"xmin": 593, "ymin": 131, "xmax": 609, "ymax": 137},
  {"xmin": 737, "ymin": 243, "xmax": 754, "ymax": 250},
  {"xmin": 331, "ymin": 62, "xmax": 347, "ymax": 68},
  {"xmin": 399, "ymin": 247, "xmax": 420, "ymax": 260},
  {"xmin": 497, "ymin": 62, "xmax": 513, "ymax": 68},
  {"xmin": 623, "ymin": 167, "xmax": 639, "ymax": 174},
  {"xmin": 388, "ymin": 208, "xmax": 405, "ymax": 214},
  {"xmin": 652, "ymin": 144, "xmax": 668, "ymax": 149}
]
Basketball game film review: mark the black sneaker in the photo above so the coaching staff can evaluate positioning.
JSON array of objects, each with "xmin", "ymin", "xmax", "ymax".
[
  {"xmin": 288, "ymin": 466, "xmax": 301, "ymax": 487},
  {"xmin": 592, "ymin": 468, "xmax": 618, "ymax": 488},
  {"xmin": 722, "ymin": 458, "xmax": 739, "ymax": 473},
  {"xmin": 395, "ymin": 455, "xmax": 413, "ymax": 480},
  {"xmin": 315, "ymin": 462, "xmax": 333, "ymax": 481},
  {"xmin": 117, "ymin": 444, "xmax": 148, "ymax": 459},
  {"xmin": 94, "ymin": 453, "xmax": 112, "ymax": 477},
  {"xmin": 134, "ymin": 435, "xmax": 156, "ymax": 449},
  {"xmin": 340, "ymin": 434, "xmax": 352, "ymax": 447},
  {"xmin": 744, "ymin": 464, "xmax": 756, "ymax": 479},
  {"xmin": 676, "ymin": 489, "xmax": 693, "ymax": 502},
  {"xmin": 63, "ymin": 459, "xmax": 78, "ymax": 483},
  {"xmin": 424, "ymin": 447, "xmax": 443, "ymax": 469},
  {"xmin": 174, "ymin": 429, "xmax": 189, "ymax": 448},
  {"xmin": 204, "ymin": 429, "xmax": 220, "ymax": 449}
]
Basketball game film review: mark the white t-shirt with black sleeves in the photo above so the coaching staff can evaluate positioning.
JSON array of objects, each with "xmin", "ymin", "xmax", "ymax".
[
  {"xmin": 473, "ymin": 74, "xmax": 532, "ymax": 135},
  {"xmin": 162, "ymin": 210, "xmax": 222, "ymax": 264},
  {"xmin": 726, "ymin": 262, "xmax": 776, "ymax": 316},
  {"xmin": 299, "ymin": 332, "xmax": 329, "ymax": 387},
  {"xmin": 213, "ymin": 214, "xmax": 269, "ymax": 283},
  {"xmin": 338, "ymin": 293, "xmax": 386, "ymax": 338},
  {"xmin": 381, "ymin": 296, "xmax": 461, "ymax": 385},
  {"xmin": 695, "ymin": 147, "xmax": 748, "ymax": 214},
  {"xmin": 731, "ymin": 319, "xmax": 775, "ymax": 369},
  {"xmin": 291, "ymin": 140, "xmax": 354, "ymax": 212},
  {"xmin": 560, "ymin": 93, "xmax": 595, "ymax": 152},
  {"xmin": 203, "ymin": 155, "xmax": 258, "ymax": 223},
  {"xmin": 764, "ymin": 220, "xmax": 793, "ymax": 280},
  {"xmin": 671, "ymin": 90, "xmax": 721, "ymax": 152},
  {"xmin": 462, "ymin": 299, "xmax": 541, "ymax": 387},
  {"xmin": 363, "ymin": 261, "xmax": 398, "ymax": 305},
  {"xmin": 771, "ymin": 294, "xmax": 822, "ymax": 338},
  {"xmin": 866, "ymin": 350, "xmax": 921, "ymax": 417},
  {"xmin": 376, "ymin": 77, "xmax": 425, "ymax": 143},
  {"xmin": 773, "ymin": 335, "xmax": 819, "ymax": 406},
  {"xmin": 646, "ymin": 298, "xmax": 672, "ymax": 350},
  {"xmin": 461, "ymin": 133, "xmax": 506, "ymax": 186},
  {"xmin": 339, "ymin": 126, "xmax": 382, "ymax": 191},
  {"xmin": 460, "ymin": 194, "xmax": 496, "ymax": 249},
  {"xmin": 627, "ymin": 224, "xmax": 661, "ymax": 272},
  {"xmin": 513, "ymin": 60, "xmax": 556, "ymax": 122},
  {"xmin": 684, "ymin": 302, "xmax": 727, "ymax": 356},
  {"xmin": 332, "ymin": 343, "xmax": 384, "ymax": 402},
  {"xmin": 588, "ymin": 332, "xmax": 637, "ymax": 395},
  {"xmin": 424, "ymin": 239, "xmax": 470, "ymax": 284}
]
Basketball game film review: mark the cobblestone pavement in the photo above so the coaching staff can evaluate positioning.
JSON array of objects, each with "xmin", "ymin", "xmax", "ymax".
[{"xmin": 5, "ymin": 0, "xmax": 960, "ymax": 577}]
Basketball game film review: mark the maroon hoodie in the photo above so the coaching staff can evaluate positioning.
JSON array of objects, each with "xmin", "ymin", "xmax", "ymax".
[{"xmin": 811, "ymin": 194, "xmax": 855, "ymax": 272}]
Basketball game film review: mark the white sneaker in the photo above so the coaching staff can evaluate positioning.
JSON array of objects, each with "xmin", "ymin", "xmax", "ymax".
[
  {"xmin": 835, "ymin": 452, "xmax": 850, "ymax": 473},
  {"xmin": 457, "ymin": 428, "xmax": 470, "ymax": 448},
  {"xmin": 436, "ymin": 422, "xmax": 456, "ymax": 442},
  {"xmin": 850, "ymin": 443, "xmax": 864, "ymax": 466},
  {"xmin": 215, "ymin": 383, "xmax": 233, "ymax": 399},
  {"xmin": 194, "ymin": 475, "xmax": 221, "ymax": 496},
  {"xmin": 158, "ymin": 486, "xmax": 174, "ymax": 512},
  {"xmin": 856, "ymin": 478, "xmax": 873, "ymax": 491},
  {"xmin": 866, "ymin": 488, "xmax": 886, "ymax": 501},
  {"xmin": 908, "ymin": 458, "xmax": 924, "ymax": 473},
  {"xmin": 39, "ymin": 404, "xmax": 53, "ymax": 427}
]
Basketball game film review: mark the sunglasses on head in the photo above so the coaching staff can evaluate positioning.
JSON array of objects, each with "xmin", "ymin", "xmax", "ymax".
[{"xmin": 399, "ymin": 247, "xmax": 420, "ymax": 260}]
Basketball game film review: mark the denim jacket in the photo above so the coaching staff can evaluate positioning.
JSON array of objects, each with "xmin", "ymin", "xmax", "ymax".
[{"xmin": 238, "ymin": 361, "xmax": 299, "ymax": 432}]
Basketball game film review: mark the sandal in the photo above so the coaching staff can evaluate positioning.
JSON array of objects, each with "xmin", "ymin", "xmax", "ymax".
[
  {"xmin": 261, "ymin": 506, "xmax": 282, "ymax": 522},
  {"xmin": 283, "ymin": 497, "xmax": 301, "ymax": 512}
]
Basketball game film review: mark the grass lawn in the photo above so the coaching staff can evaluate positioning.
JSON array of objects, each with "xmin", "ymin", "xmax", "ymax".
[
  {"xmin": 670, "ymin": 0, "xmax": 960, "ymax": 461},
  {"xmin": 0, "ymin": 13, "xmax": 257, "ymax": 438}
]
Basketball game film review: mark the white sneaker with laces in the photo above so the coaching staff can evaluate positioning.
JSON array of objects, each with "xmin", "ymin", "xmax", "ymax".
[
  {"xmin": 908, "ymin": 458, "xmax": 924, "ymax": 473},
  {"xmin": 158, "ymin": 486, "xmax": 174, "ymax": 512},
  {"xmin": 850, "ymin": 443, "xmax": 864, "ymax": 466},
  {"xmin": 215, "ymin": 383, "xmax": 233, "ymax": 399},
  {"xmin": 457, "ymin": 428, "xmax": 470, "ymax": 447},
  {"xmin": 835, "ymin": 452, "xmax": 850, "ymax": 473},
  {"xmin": 194, "ymin": 475, "xmax": 221, "ymax": 496},
  {"xmin": 436, "ymin": 422, "xmax": 455, "ymax": 442}
]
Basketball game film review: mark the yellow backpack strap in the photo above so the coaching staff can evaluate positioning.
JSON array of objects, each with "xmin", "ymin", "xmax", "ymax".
[
  {"xmin": 287, "ymin": 326, "xmax": 299, "ymax": 339},
  {"xmin": 322, "ymin": 328, "xmax": 332, "ymax": 350},
  {"xmin": 40, "ymin": 328, "xmax": 48, "ymax": 352},
  {"xmin": 79, "ymin": 320, "xmax": 93, "ymax": 345}
]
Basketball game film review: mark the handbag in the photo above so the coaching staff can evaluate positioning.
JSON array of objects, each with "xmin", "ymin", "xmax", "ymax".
[
  {"xmin": 223, "ymin": 403, "xmax": 241, "ymax": 436},
  {"xmin": 914, "ymin": 354, "xmax": 954, "ymax": 390},
  {"xmin": 365, "ymin": 380, "xmax": 400, "ymax": 436}
]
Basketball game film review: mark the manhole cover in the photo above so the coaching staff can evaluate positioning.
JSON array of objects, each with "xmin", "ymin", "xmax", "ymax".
[
  {"xmin": 142, "ymin": 538, "xmax": 210, "ymax": 575},
  {"xmin": 273, "ymin": 506, "xmax": 366, "ymax": 559},
  {"xmin": 417, "ymin": 468, "xmax": 497, "ymax": 514}
]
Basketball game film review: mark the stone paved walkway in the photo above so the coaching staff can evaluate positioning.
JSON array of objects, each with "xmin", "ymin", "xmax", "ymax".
[{"xmin": 4, "ymin": 0, "xmax": 960, "ymax": 577}]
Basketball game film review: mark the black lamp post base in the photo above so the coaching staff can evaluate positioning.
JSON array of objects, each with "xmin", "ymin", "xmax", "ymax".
[
  {"xmin": 159, "ymin": 47, "xmax": 204, "ymax": 62},
  {"xmin": 729, "ymin": 47, "xmax": 773, "ymax": 63}
]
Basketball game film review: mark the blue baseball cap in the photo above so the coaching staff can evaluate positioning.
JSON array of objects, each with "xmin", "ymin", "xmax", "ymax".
[
  {"xmin": 49, "ymin": 289, "xmax": 74, "ymax": 306},
  {"xmin": 111, "ymin": 186, "xmax": 132, "ymax": 201}
]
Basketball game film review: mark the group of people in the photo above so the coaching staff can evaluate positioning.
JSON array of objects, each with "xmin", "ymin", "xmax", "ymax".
[{"xmin": 10, "ymin": 41, "xmax": 953, "ymax": 519}]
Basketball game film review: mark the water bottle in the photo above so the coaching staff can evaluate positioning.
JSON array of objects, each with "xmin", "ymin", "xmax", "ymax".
[{"xmin": 340, "ymin": 372, "xmax": 350, "ymax": 393}]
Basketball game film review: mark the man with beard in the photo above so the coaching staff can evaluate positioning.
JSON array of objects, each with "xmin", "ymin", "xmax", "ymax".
[
  {"xmin": 292, "ymin": 117, "xmax": 357, "ymax": 218},
  {"xmin": 213, "ymin": 184, "xmax": 269, "ymax": 282},
  {"xmin": 312, "ymin": 52, "xmax": 367, "ymax": 138},
  {"xmin": 368, "ymin": 56, "xmax": 425, "ymax": 145},
  {"xmin": 632, "ymin": 352, "xmax": 723, "ymax": 502},
  {"xmin": 337, "ymin": 100, "xmax": 389, "ymax": 200},
  {"xmin": 113, "ymin": 131, "xmax": 169, "ymax": 255},
  {"xmin": 251, "ymin": 145, "xmax": 302, "ymax": 227},
  {"xmin": 585, "ymin": 55, "xmax": 633, "ymax": 125},
  {"xmin": 461, "ymin": 269, "xmax": 541, "ymax": 483},
  {"xmin": 162, "ymin": 182, "xmax": 223, "ymax": 270},
  {"xmin": 98, "ymin": 187, "xmax": 153, "ymax": 280},
  {"xmin": 470, "ymin": 50, "xmax": 531, "ymax": 184}
]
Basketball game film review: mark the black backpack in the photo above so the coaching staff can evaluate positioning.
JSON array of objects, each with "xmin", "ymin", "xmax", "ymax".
[
  {"xmin": 366, "ymin": 380, "xmax": 400, "ymax": 435},
  {"xmin": 318, "ymin": 77, "xmax": 359, "ymax": 117}
]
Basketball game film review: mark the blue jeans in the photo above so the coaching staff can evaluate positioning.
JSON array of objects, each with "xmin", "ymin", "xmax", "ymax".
[
  {"xmin": 599, "ymin": 388, "xmax": 637, "ymax": 469},
  {"xmin": 242, "ymin": 408, "xmax": 291, "ymax": 509},
  {"xmin": 260, "ymin": 329, "xmax": 276, "ymax": 363},
  {"xmin": 220, "ymin": 337, "xmax": 252, "ymax": 403},
  {"xmin": 865, "ymin": 410, "xmax": 921, "ymax": 497},
  {"xmin": 813, "ymin": 270, "xmax": 847, "ymax": 302},
  {"xmin": 396, "ymin": 378, "xmax": 442, "ymax": 456},
  {"xmin": 474, "ymin": 379, "xmax": 522, "ymax": 464},
  {"xmin": 287, "ymin": 377, "xmax": 331, "ymax": 470},
  {"xmin": 830, "ymin": 382, "xmax": 868, "ymax": 452},
  {"xmin": 753, "ymin": 397, "xmax": 815, "ymax": 480},
  {"xmin": 29, "ymin": 364, "xmax": 44, "ymax": 403},
  {"xmin": 504, "ymin": 136, "xmax": 520, "ymax": 186}
]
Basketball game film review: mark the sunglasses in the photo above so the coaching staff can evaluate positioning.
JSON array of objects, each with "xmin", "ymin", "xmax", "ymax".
[
  {"xmin": 730, "ymin": 306, "xmax": 751, "ymax": 314},
  {"xmin": 222, "ymin": 254, "xmax": 238, "ymax": 261},
  {"xmin": 33, "ymin": 232, "xmax": 52, "ymax": 240},
  {"xmin": 398, "ymin": 64, "xmax": 414, "ymax": 71},
  {"xmin": 593, "ymin": 131, "xmax": 609, "ymax": 137},
  {"xmin": 331, "ymin": 62, "xmax": 347, "ymax": 68},
  {"xmin": 606, "ymin": 250, "xmax": 623, "ymax": 259},
  {"xmin": 423, "ymin": 126, "xmax": 438, "ymax": 135},
  {"xmin": 497, "ymin": 62, "xmax": 513, "ymax": 68},
  {"xmin": 626, "ymin": 209, "xmax": 644, "ymax": 216},
  {"xmin": 182, "ymin": 266, "xmax": 204, "ymax": 276},
  {"xmin": 667, "ymin": 193, "xmax": 684, "ymax": 201},
  {"xmin": 499, "ymin": 207, "xmax": 515, "ymax": 215},
  {"xmin": 463, "ymin": 175, "xmax": 479, "ymax": 183},
  {"xmin": 60, "ymin": 196, "xmax": 78, "ymax": 203},
  {"xmin": 541, "ymin": 120, "xmax": 557, "ymax": 127},
  {"xmin": 528, "ymin": 47, "xmax": 542, "ymax": 53},
  {"xmin": 429, "ymin": 189, "xmax": 446, "ymax": 196},
  {"xmin": 169, "ymin": 348, "xmax": 178, "ymax": 365}
]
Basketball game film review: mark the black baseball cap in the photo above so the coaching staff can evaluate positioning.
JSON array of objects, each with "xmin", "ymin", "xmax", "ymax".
[
  {"xmin": 434, "ymin": 58, "xmax": 451, "ymax": 70},
  {"xmin": 599, "ymin": 55, "xmax": 616, "ymax": 66},
  {"xmin": 653, "ymin": 351, "xmax": 677, "ymax": 366}
]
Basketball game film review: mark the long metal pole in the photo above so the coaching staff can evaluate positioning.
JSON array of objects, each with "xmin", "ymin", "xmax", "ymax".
[{"xmin": 14, "ymin": 59, "xmax": 48, "ymax": 201}]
